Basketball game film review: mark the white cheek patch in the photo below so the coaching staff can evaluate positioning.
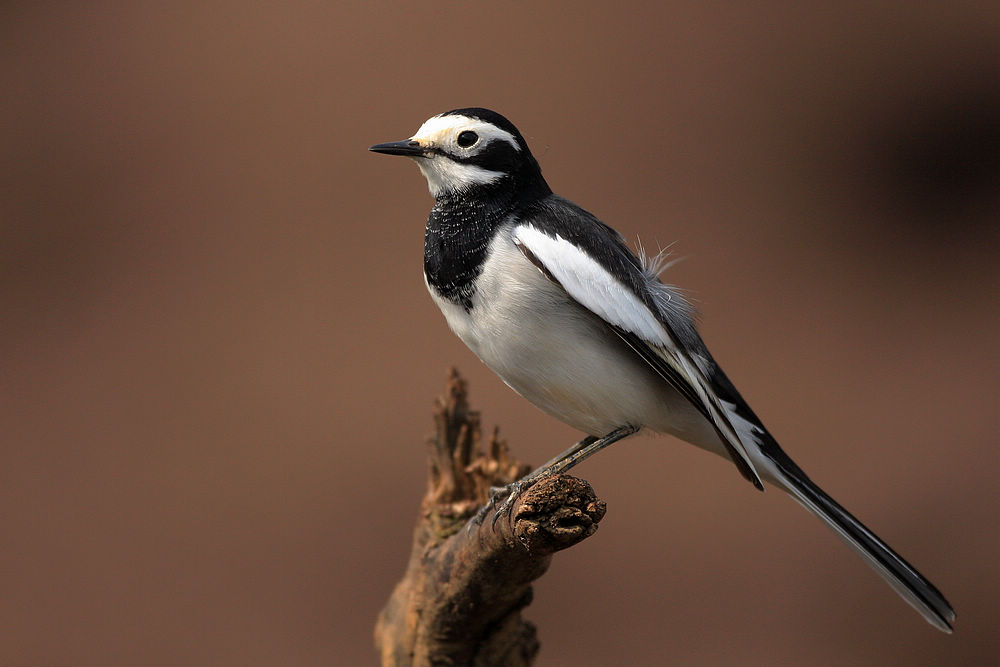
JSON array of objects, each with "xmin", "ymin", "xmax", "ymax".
[{"xmin": 415, "ymin": 158, "xmax": 505, "ymax": 197}]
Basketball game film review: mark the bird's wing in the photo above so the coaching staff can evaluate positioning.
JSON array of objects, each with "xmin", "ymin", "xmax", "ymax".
[{"xmin": 512, "ymin": 221, "xmax": 764, "ymax": 490}]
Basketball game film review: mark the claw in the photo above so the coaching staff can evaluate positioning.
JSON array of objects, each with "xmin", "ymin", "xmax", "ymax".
[
  {"xmin": 467, "ymin": 503, "xmax": 490, "ymax": 532},
  {"xmin": 490, "ymin": 480, "xmax": 525, "ymax": 530},
  {"xmin": 467, "ymin": 484, "xmax": 514, "ymax": 533},
  {"xmin": 468, "ymin": 429, "xmax": 637, "ymax": 533}
]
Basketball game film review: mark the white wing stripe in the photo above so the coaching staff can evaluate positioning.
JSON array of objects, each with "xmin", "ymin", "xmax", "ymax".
[
  {"xmin": 513, "ymin": 224, "xmax": 763, "ymax": 486},
  {"xmin": 513, "ymin": 225, "xmax": 666, "ymax": 343}
]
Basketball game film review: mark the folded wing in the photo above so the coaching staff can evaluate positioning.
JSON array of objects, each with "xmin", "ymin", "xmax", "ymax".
[{"xmin": 512, "ymin": 223, "xmax": 764, "ymax": 490}]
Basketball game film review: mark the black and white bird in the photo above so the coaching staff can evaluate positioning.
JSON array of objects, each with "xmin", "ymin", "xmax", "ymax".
[{"xmin": 370, "ymin": 108, "xmax": 955, "ymax": 632}]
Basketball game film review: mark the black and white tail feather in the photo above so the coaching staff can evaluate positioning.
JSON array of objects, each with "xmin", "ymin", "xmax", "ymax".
[
  {"xmin": 763, "ymin": 447, "xmax": 956, "ymax": 633},
  {"xmin": 514, "ymin": 214, "xmax": 955, "ymax": 633},
  {"xmin": 629, "ymin": 236, "xmax": 953, "ymax": 631},
  {"xmin": 370, "ymin": 107, "xmax": 955, "ymax": 633}
]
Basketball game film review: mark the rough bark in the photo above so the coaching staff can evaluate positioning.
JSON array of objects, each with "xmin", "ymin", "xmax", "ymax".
[{"xmin": 375, "ymin": 369, "xmax": 607, "ymax": 666}]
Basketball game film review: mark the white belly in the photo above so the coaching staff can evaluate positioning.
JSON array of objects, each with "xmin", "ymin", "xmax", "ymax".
[{"xmin": 427, "ymin": 230, "xmax": 723, "ymax": 453}]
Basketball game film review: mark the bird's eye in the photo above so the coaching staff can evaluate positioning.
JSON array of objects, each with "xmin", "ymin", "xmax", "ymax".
[{"xmin": 456, "ymin": 131, "xmax": 479, "ymax": 148}]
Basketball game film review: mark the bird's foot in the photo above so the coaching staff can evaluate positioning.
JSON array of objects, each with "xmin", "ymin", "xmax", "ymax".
[
  {"xmin": 469, "ymin": 488, "xmax": 500, "ymax": 529},
  {"xmin": 489, "ymin": 480, "xmax": 526, "ymax": 530},
  {"xmin": 468, "ymin": 484, "xmax": 507, "ymax": 529},
  {"xmin": 489, "ymin": 471, "xmax": 559, "ymax": 530},
  {"xmin": 468, "ymin": 478, "xmax": 538, "ymax": 532}
]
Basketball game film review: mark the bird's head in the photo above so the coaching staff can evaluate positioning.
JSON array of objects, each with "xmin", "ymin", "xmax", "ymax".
[{"xmin": 370, "ymin": 108, "xmax": 548, "ymax": 199}]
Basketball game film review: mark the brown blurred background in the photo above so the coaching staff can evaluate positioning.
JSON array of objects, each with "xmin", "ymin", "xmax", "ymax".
[{"xmin": 2, "ymin": 3, "xmax": 998, "ymax": 665}]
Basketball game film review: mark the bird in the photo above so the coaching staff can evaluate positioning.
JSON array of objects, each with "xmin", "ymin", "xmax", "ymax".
[{"xmin": 369, "ymin": 107, "xmax": 955, "ymax": 632}]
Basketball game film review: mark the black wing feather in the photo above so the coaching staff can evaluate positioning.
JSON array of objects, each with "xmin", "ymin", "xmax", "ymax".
[{"xmin": 610, "ymin": 325, "xmax": 764, "ymax": 490}]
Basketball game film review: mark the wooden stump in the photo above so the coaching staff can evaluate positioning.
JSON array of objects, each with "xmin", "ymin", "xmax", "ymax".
[{"xmin": 375, "ymin": 369, "xmax": 607, "ymax": 666}]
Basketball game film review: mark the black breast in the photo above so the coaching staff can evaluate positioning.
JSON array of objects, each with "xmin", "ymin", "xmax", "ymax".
[{"xmin": 423, "ymin": 186, "xmax": 518, "ymax": 310}]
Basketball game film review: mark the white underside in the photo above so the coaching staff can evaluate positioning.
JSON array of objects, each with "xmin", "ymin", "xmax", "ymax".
[
  {"xmin": 427, "ymin": 227, "xmax": 726, "ymax": 457},
  {"xmin": 426, "ymin": 223, "xmax": 956, "ymax": 630}
]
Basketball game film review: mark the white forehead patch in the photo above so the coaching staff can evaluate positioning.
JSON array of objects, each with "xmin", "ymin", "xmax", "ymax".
[{"xmin": 410, "ymin": 114, "xmax": 521, "ymax": 154}]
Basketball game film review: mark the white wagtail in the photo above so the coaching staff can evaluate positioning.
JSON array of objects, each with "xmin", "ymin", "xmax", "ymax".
[{"xmin": 370, "ymin": 108, "xmax": 954, "ymax": 632}]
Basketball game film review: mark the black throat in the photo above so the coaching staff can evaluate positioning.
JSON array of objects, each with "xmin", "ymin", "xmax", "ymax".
[{"xmin": 424, "ymin": 177, "xmax": 549, "ymax": 310}]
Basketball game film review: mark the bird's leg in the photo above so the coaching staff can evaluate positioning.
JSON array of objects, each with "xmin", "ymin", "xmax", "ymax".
[
  {"xmin": 489, "ymin": 425, "xmax": 639, "ymax": 527},
  {"xmin": 539, "ymin": 424, "xmax": 639, "ymax": 477},
  {"xmin": 516, "ymin": 435, "xmax": 600, "ymax": 488},
  {"xmin": 470, "ymin": 435, "xmax": 599, "ymax": 528}
]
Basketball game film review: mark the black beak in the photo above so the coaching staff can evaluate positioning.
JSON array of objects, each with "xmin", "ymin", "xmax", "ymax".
[{"xmin": 369, "ymin": 140, "xmax": 425, "ymax": 156}]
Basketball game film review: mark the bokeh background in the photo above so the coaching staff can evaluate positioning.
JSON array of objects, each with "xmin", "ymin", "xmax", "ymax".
[{"xmin": 2, "ymin": 3, "xmax": 998, "ymax": 665}]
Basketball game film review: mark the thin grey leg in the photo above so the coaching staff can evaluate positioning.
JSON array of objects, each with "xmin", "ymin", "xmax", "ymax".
[
  {"xmin": 488, "ymin": 425, "xmax": 640, "ymax": 527},
  {"xmin": 541, "ymin": 424, "xmax": 639, "ymax": 476},
  {"xmin": 517, "ymin": 435, "xmax": 599, "ymax": 486},
  {"xmin": 472, "ymin": 435, "xmax": 598, "ymax": 528}
]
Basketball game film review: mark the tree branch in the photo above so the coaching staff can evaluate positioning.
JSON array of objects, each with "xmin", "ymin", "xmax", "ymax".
[{"xmin": 375, "ymin": 368, "xmax": 607, "ymax": 666}]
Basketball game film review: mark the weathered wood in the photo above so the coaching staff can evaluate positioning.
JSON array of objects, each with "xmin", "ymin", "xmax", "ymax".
[{"xmin": 375, "ymin": 369, "xmax": 607, "ymax": 666}]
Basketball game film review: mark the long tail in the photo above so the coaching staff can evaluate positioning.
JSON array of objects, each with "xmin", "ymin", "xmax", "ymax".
[{"xmin": 759, "ymin": 445, "xmax": 955, "ymax": 633}]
